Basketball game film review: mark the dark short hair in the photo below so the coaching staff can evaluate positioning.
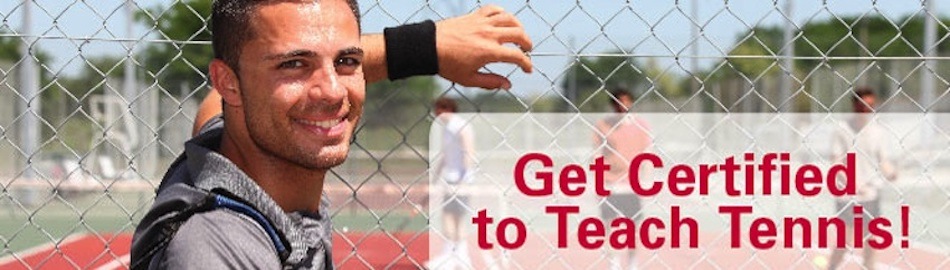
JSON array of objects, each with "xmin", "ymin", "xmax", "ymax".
[
  {"xmin": 434, "ymin": 97, "xmax": 458, "ymax": 113},
  {"xmin": 212, "ymin": 0, "xmax": 360, "ymax": 72},
  {"xmin": 609, "ymin": 88, "xmax": 634, "ymax": 108},
  {"xmin": 852, "ymin": 86, "xmax": 876, "ymax": 103}
]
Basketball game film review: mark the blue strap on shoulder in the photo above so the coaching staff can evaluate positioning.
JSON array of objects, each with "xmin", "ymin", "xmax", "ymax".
[{"xmin": 212, "ymin": 194, "xmax": 288, "ymax": 257}]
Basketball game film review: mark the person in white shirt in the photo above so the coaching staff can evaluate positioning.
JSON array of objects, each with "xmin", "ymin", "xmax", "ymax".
[
  {"xmin": 827, "ymin": 87, "xmax": 898, "ymax": 270},
  {"xmin": 429, "ymin": 97, "xmax": 476, "ymax": 269}
]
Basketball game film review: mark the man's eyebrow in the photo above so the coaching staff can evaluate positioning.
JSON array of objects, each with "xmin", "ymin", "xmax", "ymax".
[
  {"xmin": 338, "ymin": 47, "xmax": 364, "ymax": 57},
  {"xmin": 262, "ymin": 50, "xmax": 317, "ymax": 61}
]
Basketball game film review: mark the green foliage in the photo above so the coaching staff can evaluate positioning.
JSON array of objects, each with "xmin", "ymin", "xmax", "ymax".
[
  {"xmin": 727, "ymin": 15, "xmax": 950, "ymax": 74},
  {"xmin": 0, "ymin": 35, "xmax": 21, "ymax": 61},
  {"xmin": 797, "ymin": 15, "xmax": 950, "ymax": 66},
  {"xmin": 461, "ymin": 91, "xmax": 530, "ymax": 113},
  {"xmin": 802, "ymin": 16, "xmax": 948, "ymax": 54},
  {"xmin": 726, "ymin": 27, "xmax": 783, "ymax": 78},
  {"xmin": 57, "ymin": 56, "xmax": 127, "ymax": 100},
  {"xmin": 0, "ymin": 31, "xmax": 67, "ymax": 132},
  {"xmin": 559, "ymin": 53, "xmax": 684, "ymax": 112},
  {"xmin": 0, "ymin": 31, "xmax": 55, "ymax": 72},
  {"xmin": 136, "ymin": 0, "xmax": 213, "ymax": 97},
  {"xmin": 356, "ymin": 77, "xmax": 440, "ymax": 150},
  {"xmin": 560, "ymin": 54, "xmax": 645, "ymax": 112},
  {"xmin": 363, "ymin": 77, "xmax": 439, "ymax": 129},
  {"xmin": 642, "ymin": 58, "xmax": 683, "ymax": 97}
]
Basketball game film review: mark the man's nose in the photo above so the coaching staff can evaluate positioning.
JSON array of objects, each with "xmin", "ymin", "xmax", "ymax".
[{"xmin": 307, "ymin": 64, "xmax": 346, "ymax": 105}]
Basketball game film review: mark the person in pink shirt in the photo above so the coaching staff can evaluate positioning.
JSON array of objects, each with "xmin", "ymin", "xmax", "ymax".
[{"xmin": 593, "ymin": 89, "xmax": 652, "ymax": 270}]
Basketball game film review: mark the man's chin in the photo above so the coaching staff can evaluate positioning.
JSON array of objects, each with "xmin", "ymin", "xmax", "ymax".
[
  {"xmin": 300, "ymin": 145, "xmax": 350, "ymax": 170},
  {"xmin": 316, "ymin": 154, "xmax": 348, "ymax": 170}
]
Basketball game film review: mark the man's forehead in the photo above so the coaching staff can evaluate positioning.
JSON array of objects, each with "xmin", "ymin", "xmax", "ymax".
[
  {"xmin": 250, "ymin": 0, "xmax": 352, "ymax": 18},
  {"xmin": 247, "ymin": 0, "xmax": 359, "ymax": 43},
  {"xmin": 252, "ymin": 1, "xmax": 325, "ymax": 23}
]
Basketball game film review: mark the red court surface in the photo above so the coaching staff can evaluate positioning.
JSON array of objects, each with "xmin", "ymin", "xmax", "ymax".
[
  {"xmin": 0, "ymin": 232, "xmax": 428, "ymax": 270},
  {"xmin": 429, "ymin": 232, "xmax": 950, "ymax": 270},
  {"xmin": 0, "ymin": 233, "xmax": 133, "ymax": 270},
  {"xmin": 1, "ymin": 231, "xmax": 946, "ymax": 269}
]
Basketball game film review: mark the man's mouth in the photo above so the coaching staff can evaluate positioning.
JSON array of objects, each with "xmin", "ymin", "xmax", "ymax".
[
  {"xmin": 297, "ymin": 118, "xmax": 342, "ymax": 128},
  {"xmin": 293, "ymin": 115, "xmax": 349, "ymax": 138}
]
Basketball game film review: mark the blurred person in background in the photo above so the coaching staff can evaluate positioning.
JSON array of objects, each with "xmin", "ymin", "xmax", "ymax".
[
  {"xmin": 427, "ymin": 97, "xmax": 477, "ymax": 269},
  {"xmin": 827, "ymin": 86, "xmax": 898, "ymax": 270},
  {"xmin": 594, "ymin": 89, "xmax": 652, "ymax": 270}
]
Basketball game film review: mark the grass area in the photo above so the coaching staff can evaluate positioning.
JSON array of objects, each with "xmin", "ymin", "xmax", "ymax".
[
  {"xmin": 0, "ymin": 189, "xmax": 151, "ymax": 253},
  {"xmin": 353, "ymin": 126, "xmax": 429, "ymax": 153},
  {"xmin": 0, "ymin": 188, "xmax": 427, "ymax": 254},
  {"xmin": 332, "ymin": 210, "xmax": 428, "ymax": 233},
  {"xmin": 4, "ymin": 189, "xmax": 950, "ymax": 256}
]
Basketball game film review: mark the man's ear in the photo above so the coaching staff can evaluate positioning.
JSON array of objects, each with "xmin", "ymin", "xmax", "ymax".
[{"xmin": 210, "ymin": 59, "xmax": 242, "ymax": 106}]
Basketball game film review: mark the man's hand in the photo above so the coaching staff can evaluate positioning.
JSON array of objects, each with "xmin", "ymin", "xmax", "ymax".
[
  {"xmin": 193, "ymin": 5, "xmax": 534, "ymax": 135},
  {"xmin": 436, "ymin": 5, "xmax": 533, "ymax": 90}
]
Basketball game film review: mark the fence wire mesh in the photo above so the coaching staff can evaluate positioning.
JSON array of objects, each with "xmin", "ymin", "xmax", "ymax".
[{"xmin": 0, "ymin": 0, "xmax": 949, "ymax": 269}]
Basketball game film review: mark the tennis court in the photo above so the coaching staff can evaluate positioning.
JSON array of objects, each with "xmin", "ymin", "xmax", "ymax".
[
  {"xmin": 4, "ymin": 229, "xmax": 946, "ymax": 269},
  {"xmin": 4, "ymin": 0, "xmax": 950, "ymax": 269}
]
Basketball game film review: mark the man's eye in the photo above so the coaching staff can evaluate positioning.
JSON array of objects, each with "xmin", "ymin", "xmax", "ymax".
[
  {"xmin": 335, "ymin": 57, "xmax": 361, "ymax": 68},
  {"xmin": 278, "ymin": 60, "xmax": 305, "ymax": 69},
  {"xmin": 335, "ymin": 57, "xmax": 362, "ymax": 74}
]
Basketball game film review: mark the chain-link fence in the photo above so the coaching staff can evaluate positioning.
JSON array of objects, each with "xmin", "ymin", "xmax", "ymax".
[{"xmin": 1, "ymin": 0, "xmax": 949, "ymax": 269}]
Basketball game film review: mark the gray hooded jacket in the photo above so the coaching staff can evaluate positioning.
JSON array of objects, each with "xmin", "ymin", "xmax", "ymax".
[{"xmin": 130, "ymin": 116, "xmax": 333, "ymax": 269}]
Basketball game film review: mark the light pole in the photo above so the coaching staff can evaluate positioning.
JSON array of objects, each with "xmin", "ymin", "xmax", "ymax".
[
  {"xmin": 780, "ymin": 0, "xmax": 795, "ymax": 112},
  {"xmin": 921, "ymin": 0, "xmax": 936, "ymax": 112},
  {"xmin": 19, "ymin": 0, "xmax": 41, "ymax": 205}
]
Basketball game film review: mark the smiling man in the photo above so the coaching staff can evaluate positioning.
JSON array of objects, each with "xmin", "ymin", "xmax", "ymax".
[
  {"xmin": 130, "ymin": 0, "xmax": 532, "ymax": 269},
  {"xmin": 213, "ymin": 0, "xmax": 364, "ymax": 214}
]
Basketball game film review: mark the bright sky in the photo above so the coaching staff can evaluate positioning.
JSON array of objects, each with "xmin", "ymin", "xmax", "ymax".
[{"xmin": 1, "ymin": 0, "xmax": 946, "ymax": 96}]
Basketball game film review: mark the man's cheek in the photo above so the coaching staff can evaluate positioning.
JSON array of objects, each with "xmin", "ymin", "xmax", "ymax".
[{"xmin": 347, "ymin": 90, "xmax": 366, "ymax": 107}]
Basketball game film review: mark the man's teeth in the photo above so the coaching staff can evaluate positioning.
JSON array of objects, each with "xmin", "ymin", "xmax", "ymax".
[{"xmin": 300, "ymin": 118, "xmax": 341, "ymax": 128}]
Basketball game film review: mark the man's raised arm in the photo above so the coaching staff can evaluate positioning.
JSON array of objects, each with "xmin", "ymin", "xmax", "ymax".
[{"xmin": 193, "ymin": 5, "xmax": 532, "ymax": 135}]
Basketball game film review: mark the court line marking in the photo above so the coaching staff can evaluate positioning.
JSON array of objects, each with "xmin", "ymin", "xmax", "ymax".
[
  {"xmin": 93, "ymin": 254, "xmax": 130, "ymax": 270},
  {"xmin": 0, "ymin": 233, "xmax": 91, "ymax": 267}
]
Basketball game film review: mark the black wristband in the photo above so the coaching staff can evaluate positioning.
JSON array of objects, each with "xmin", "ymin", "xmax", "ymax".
[{"xmin": 384, "ymin": 20, "xmax": 439, "ymax": 80}]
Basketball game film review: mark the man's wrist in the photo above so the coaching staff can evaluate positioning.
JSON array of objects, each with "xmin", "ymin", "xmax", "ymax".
[{"xmin": 384, "ymin": 20, "xmax": 439, "ymax": 80}]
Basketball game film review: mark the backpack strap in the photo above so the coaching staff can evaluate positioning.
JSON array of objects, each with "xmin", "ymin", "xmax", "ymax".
[
  {"xmin": 130, "ymin": 187, "xmax": 289, "ymax": 269},
  {"xmin": 211, "ymin": 194, "xmax": 289, "ymax": 258}
]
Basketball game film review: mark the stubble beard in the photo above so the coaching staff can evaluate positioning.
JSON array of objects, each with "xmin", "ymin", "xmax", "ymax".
[{"xmin": 242, "ymin": 96, "xmax": 351, "ymax": 171}]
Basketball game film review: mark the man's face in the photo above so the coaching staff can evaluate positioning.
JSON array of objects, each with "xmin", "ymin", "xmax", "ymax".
[{"xmin": 235, "ymin": 0, "xmax": 363, "ymax": 170}]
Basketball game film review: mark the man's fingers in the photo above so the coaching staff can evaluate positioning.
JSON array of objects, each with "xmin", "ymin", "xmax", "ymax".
[
  {"xmin": 465, "ymin": 72, "xmax": 512, "ymax": 90},
  {"xmin": 493, "ymin": 46, "xmax": 533, "ymax": 73},
  {"xmin": 494, "ymin": 28, "xmax": 533, "ymax": 52},
  {"xmin": 478, "ymin": 5, "xmax": 505, "ymax": 17},
  {"xmin": 489, "ymin": 12, "xmax": 523, "ymax": 28}
]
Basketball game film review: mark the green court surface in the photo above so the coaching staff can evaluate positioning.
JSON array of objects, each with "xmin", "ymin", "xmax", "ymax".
[
  {"xmin": 1, "ymin": 190, "xmax": 150, "ymax": 253},
  {"xmin": 1, "ymin": 187, "xmax": 426, "ymax": 254}
]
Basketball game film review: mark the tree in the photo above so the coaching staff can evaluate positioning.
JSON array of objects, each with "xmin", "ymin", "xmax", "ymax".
[
  {"xmin": 1, "ymin": 32, "xmax": 80, "ymax": 152},
  {"xmin": 57, "ymin": 56, "xmax": 127, "ymax": 101},
  {"xmin": 135, "ymin": 0, "xmax": 213, "ymax": 98},
  {"xmin": 0, "ymin": 33, "xmax": 57, "ymax": 115},
  {"xmin": 0, "ymin": 34, "xmax": 22, "ymax": 62},
  {"xmin": 559, "ymin": 52, "xmax": 683, "ymax": 112},
  {"xmin": 715, "ymin": 15, "xmax": 950, "ymax": 112},
  {"xmin": 725, "ymin": 27, "xmax": 784, "ymax": 78},
  {"xmin": 355, "ymin": 77, "xmax": 440, "ymax": 150},
  {"xmin": 562, "ymin": 55, "xmax": 632, "ymax": 112},
  {"xmin": 0, "ymin": 32, "xmax": 55, "ymax": 76},
  {"xmin": 727, "ymin": 15, "xmax": 950, "ymax": 75},
  {"xmin": 362, "ymin": 77, "xmax": 439, "ymax": 129}
]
